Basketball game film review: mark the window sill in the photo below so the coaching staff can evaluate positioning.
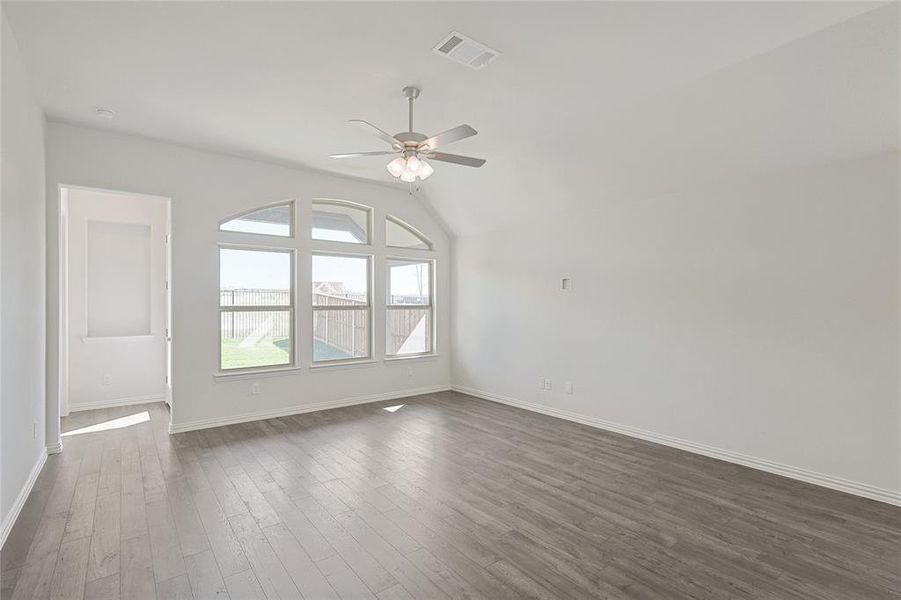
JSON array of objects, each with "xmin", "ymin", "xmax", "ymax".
[
  {"xmin": 213, "ymin": 366, "xmax": 302, "ymax": 382},
  {"xmin": 310, "ymin": 359, "xmax": 377, "ymax": 371},
  {"xmin": 384, "ymin": 353, "xmax": 440, "ymax": 362}
]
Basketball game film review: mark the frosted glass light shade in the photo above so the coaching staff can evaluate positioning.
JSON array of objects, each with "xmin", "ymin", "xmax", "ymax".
[{"xmin": 386, "ymin": 157, "xmax": 406, "ymax": 177}]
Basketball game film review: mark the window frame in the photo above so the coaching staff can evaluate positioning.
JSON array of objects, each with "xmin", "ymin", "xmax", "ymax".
[
  {"xmin": 218, "ymin": 243, "xmax": 297, "ymax": 373},
  {"xmin": 385, "ymin": 215, "xmax": 433, "ymax": 251},
  {"xmin": 218, "ymin": 200, "xmax": 295, "ymax": 239},
  {"xmin": 311, "ymin": 198, "xmax": 373, "ymax": 246},
  {"xmin": 311, "ymin": 250, "xmax": 374, "ymax": 366},
  {"xmin": 385, "ymin": 257, "xmax": 436, "ymax": 359}
]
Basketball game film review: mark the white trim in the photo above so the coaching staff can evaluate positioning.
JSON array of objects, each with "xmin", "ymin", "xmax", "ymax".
[
  {"xmin": 46, "ymin": 441, "xmax": 63, "ymax": 455},
  {"xmin": 1, "ymin": 448, "xmax": 48, "ymax": 549},
  {"xmin": 384, "ymin": 353, "xmax": 440, "ymax": 362},
  {"xmin": 68, "ymin": 394, "xmax": 167, "ymax": 412},
  {"xmin": 214, "ymin": 366, "xmax": 303, "ymax": 381},
  {"xmin": 309, "ymin": 359, "xmax": 378, "ymax": 370},
  {"xmin": 168, "ymin": 384, "xmax": 450, "ymax": 434},
  {"xmin": 385, "ymin": 214, "xmax": 434, "ymax": 251},
  {"xmin": 451, "ymin": 385, "xmax": 901, "ymax": 507},
  {"xmin": 58, "ymin": 183, "xmax": 170, "ymax": 203}
]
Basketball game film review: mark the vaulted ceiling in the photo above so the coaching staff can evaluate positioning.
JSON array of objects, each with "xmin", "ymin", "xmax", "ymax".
[{"xmin": 4, "ymin": 1, "xmax": 897, "ymax": 235}]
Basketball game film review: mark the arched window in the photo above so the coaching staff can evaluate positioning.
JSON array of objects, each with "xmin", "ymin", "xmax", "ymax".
[
  {"xmin": 312, "ymin": 199, "xmax": 370, "ymax": 244},
  {"xmin": 386, "ymin": 215, "xmax": 432, "ymax": 250},
  {"xmin": 219, "ymin": 201, "xmax": 293, "ymax": 237}
]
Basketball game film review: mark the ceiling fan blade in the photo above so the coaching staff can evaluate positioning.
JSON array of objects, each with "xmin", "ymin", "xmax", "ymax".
[
  {"xmin": 349, "ymin": 120, "xmax": 401, "ymax": 147},
  {"xmin": 330, "ymin": 151, "xmax": 397, "ymax": 159},
  {"xmin": 427, "ymin": 152, "xmax": 486, "ymax": 168},
  {"xmin": 421, "ymin": 125, "xmax": 477, "ymax": 150}
]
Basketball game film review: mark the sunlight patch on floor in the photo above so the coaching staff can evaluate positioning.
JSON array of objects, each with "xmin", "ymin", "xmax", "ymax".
[
  {"xmin": 383, "ymin": 404, "xmax": 405, "ymax": 413},
  {"xmin": 62, "ymin": 411, "xmax": 151, "ymax": 437}
]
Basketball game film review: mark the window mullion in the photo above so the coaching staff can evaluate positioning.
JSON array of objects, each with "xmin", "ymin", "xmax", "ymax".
[{"xmin": 220, "ymin": 305, "xmax": 292, "ymax": 312}]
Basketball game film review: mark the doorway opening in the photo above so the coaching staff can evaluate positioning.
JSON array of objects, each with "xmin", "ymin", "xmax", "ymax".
[{"xmin": 58, "ymin": 186, "xmax": 172, "ymax": 431}]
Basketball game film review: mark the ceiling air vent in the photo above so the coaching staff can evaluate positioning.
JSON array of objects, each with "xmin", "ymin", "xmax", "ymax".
[{"xmin": 432, "ymin": 31, "xmax": 501, "ymax": 71}]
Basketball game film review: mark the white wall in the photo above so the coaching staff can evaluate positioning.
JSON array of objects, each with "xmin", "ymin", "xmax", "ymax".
[
  {"xmin": 65, "ymin": 187, "xmax": 168, "ymax": 411},
  {"xmin": 46, "ymin": 123, "xmax": 450, "ymax": 432},
  {"xmin": 452, "ymin": 153, "xmax": 901, "ymax": 503},
  {"xmin": 1, "ymin": 14, "xmax": 47, "ymax": 539}
]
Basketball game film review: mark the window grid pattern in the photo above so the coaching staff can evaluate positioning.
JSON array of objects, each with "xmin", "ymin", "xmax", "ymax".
[
  {"xmin": 312, "ymin": 253, "xmax": 372, "ymax": 363},
  {"xmin": 217, "ymin": 202, "xmax": 436, "ymax": 373},
  {"xmin": 219, "ymin": 247, "xmax": 294, "ymax": 371},
  {"xmin": 386, "ymin": 259, "xmax": 434, "ymax": 357}
]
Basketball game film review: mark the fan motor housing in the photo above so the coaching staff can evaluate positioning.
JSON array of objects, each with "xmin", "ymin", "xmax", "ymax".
[{"xmin": 394, "ymin": 132, "xmax": 427, "ymax": 144}]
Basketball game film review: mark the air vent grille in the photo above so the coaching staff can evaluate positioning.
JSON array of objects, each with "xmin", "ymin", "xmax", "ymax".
[
  {"xmin": 432, "ymin": 31, "xmax": 501, "ymax": 71},
  {"xmin": 437, "ymin": 36, "xmax": 464, "ymax": 55}
]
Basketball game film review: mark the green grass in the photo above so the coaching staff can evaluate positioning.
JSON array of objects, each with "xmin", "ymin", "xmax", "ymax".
[
  {"xmin": 221, "ymin": 338, "xmax": 290, "ymax": 370},
  {"xmin": 220, "ymin": 338, "xmax": 354, "ymax": 369}
]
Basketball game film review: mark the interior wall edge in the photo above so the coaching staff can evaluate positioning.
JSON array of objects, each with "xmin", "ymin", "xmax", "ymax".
[
  {"xmin": 451, "ymin": 385, "xmax": 901, "ymax": 507},
  {"xmin": 168, "ymin": 383, "xmax": 451, "ymax": 434},
  {"xmin": 0, "ymin": 447, "xmax": 47, "ymax": 550}
]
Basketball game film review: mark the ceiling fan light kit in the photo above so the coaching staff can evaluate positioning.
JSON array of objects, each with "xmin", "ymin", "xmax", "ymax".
[{"xmin": 330, "ymin": 85, "xmax": 486, "ymax": 183}]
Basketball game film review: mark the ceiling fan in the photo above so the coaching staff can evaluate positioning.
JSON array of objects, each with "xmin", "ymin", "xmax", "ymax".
[{"xmin": 330, "ymin": 86, "xmax": 485, "ymax": 182}]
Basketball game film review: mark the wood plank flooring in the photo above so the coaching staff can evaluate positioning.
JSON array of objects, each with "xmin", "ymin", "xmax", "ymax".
[{"xmin": 2, "ymin": 391, "xmax": 899, "ymax": 599}]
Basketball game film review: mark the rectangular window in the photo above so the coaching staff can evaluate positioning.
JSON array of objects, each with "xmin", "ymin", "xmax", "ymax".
[
  {"xmin": 312, "ymin": 253, "xmax": 371, "ymax": 362},
  {"xmin": 219, "ymin": 247, "xmax": 294, "ymax": 370},
  {"xmin": 386, "ymin": 259, "xmax": 433, "ymax": 356}
]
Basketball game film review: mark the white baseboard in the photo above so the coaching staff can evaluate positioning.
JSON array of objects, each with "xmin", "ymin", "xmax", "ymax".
[
  {"xmin": 168, "ymin": 385, "xmax": 451, "ymax": 434},
  {"xmin": 452, "ymin": 385, "xmax": 901, "ymax": 507},
  {"xmin": 1, "ymin": 448, "xmax": 48, "ymax": 549},
  {"xmin": 46, "ymin": 441, "xmax": 63, "ymax": 455},
  {"xmin": 69, "ymin": 394, "xmax": 167, "ymax": 413}
]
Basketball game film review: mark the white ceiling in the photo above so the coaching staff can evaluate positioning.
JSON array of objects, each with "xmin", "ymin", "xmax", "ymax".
[{"xmin": 4, "ymin": 1, "xmax": 897, "ymax": 235}]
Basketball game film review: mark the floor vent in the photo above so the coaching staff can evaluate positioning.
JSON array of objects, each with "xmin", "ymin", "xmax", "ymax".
[{"xmin": 432, "ymin": 31, "xmax": 501, "ymax": 71}]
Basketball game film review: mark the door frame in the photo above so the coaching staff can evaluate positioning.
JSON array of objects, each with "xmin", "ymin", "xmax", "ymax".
[{"xmin": 55, "ymin": 184, "xmax": 173, "ymax": 444}]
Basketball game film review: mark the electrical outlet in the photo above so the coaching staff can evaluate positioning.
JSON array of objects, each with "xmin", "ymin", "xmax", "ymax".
[
  {"xmin": 251, "ymin": 382, "xmax": 260, "ymax": 395},
  {"xmin": 539, "ymin": 377, "xmax": 547, "ymax": 390},
  {"xmin": 565, "ymin": 381, "xmax": 573, "ymax": 394},
  {"xmin": 543, "ymin": 378, "xmax": 552, "ymax": 391},
  {"xmin": 102, "ymin": 374, "xmax": 112, "ymax": 386}
]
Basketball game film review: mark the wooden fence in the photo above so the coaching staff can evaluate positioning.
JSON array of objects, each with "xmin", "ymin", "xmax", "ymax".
[
  {"xmin": 221, "ymin": 289, "xmax": 427, "ymax": 356},
  {"xmin": 220, "ymin": 289, "xmax": 291, "ymax": 340},
  {"xmin": 312, "ymin": 292, "xmax": 367, "ymax": 358}
]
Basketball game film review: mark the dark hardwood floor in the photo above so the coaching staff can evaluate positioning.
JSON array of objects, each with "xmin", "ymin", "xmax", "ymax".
[{"xmin": 1, "ymin": 391, "xmax": 899, "ymax": 599}]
